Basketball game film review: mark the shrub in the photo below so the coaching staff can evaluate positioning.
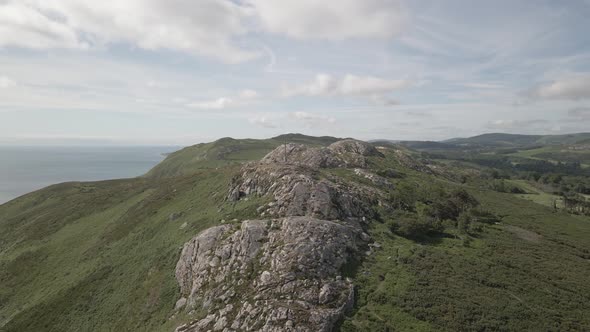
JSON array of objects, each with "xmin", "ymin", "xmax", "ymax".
[
  {"xmin": 388, "ymin": 210, "xmax": 443, "ymax": 239},
  {"xmin": 457, "ymin": 212, "xmax": 472, "ymax": 234},
  {"xmin": 468, "ymin": 207, "xmax": 501, "ymax": 224},
  {"xmin": 377, "ymin": 168, "xmax": 405, "ymax": 179}
]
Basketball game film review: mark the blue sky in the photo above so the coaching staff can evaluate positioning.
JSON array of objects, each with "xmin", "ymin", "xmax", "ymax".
[{"xmin": 1, "ymin": 0, "xmax": 590, "ymax": 145}]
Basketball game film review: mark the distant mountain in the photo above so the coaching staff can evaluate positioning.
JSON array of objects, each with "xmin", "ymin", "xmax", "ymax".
[
  {"xmin": 444, "ymin": 132, "xmax": 590, "ymax": 148},
  {"xmin": 397, "ymin": 140, "xmax": 460, "ymax": 150}
]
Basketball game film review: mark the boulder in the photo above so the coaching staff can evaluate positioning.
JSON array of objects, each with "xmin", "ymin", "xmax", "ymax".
[{"xmin": 174, "ymin": 217, "xmax": 364, "ymax": 331}]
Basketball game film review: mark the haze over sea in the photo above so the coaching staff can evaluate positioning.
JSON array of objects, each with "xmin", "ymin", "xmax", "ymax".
[{"xmin": 0, "ymin": 146, "xmax": 176, "ymax": 204}]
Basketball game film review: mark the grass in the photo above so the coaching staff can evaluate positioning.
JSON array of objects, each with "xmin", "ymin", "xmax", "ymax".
[
  {"xmin": 1, "ymin": 136, "xmax": 590, "ymax": 331},
  {"xmin": 0, "ymin": 165, "xmax": 266, "ymax": 331},
  {"xmin": 509, "ymin": 146, "xmax": 590, "ymax": 168},
  {"xmin": 146, "ymin": 134, "xmax": 339, "ymax": 178},
  {"xmin": 507, "ymin": 179, "xmax": 564, "ymax": 208},
  {"xmin": 342, "ymin": 176, "xmax": 590, "ymax": 331}
]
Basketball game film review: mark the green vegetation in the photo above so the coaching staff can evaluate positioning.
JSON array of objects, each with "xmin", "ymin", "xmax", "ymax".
[
  {"xmin": 445, "ymin": 132, "xmax": 590, "ymax": 147},
  {"xmin": 146, "ymin": 134, "xmax": 339, "ymax": 178},
  {"xmin": 342, "ymin": 149, "xmax": 590, "ymax": 330},
  {"xmin": 1, "ymin": 133, "xmax": 590, "ymax": 331}
]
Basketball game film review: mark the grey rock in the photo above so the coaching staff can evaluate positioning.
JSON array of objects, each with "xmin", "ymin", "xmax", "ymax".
[
  {"xmin": 261, "ymin": 139, "xmax": 381, "ymax": 169},
  {"xmin": 227, "ymin": 163, "xmax": 381, "ymax": 221},
  {"xmin": 174, "ymin": 139, "xmax": 383, "ymax": 332},
  {"xmin": 174, "ymin": 297, "xmax": 187, "ymax": 311},
  {"xmin": 174, "ymin": 217, "xmax": 365, "ymax": 332}
]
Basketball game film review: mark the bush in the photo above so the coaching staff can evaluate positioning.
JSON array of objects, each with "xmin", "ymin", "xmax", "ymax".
[
  {"xmin": 457, "ymin": 212, "xmax": 472, "ymax": 234},
  {"xmin": 377, "ymin": 168, "xmax": 405, "ymax": 179},
  {"xmin": 468, "ymin": 207, "xmax": 501, "ymax": 224},
  {"xmin": 489, "ymin": 180, "xmax": 525, "ymax": 194},
  {"xmin": 389, "ymin": 182, "xmax": 419, "ymax": 211},
  {"xmin": 388, "ymin": 210, "xmax": 443, "ymax": 239}
]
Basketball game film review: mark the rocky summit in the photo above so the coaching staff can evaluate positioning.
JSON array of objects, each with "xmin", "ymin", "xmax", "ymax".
[{"xmin": 174, "ymin": 140, "xmax": 386, "ymax": 331}]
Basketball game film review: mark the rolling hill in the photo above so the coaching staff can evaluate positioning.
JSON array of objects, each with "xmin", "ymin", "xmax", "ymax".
[
  {"xmin": 1, "ymin": 134, "xmax": 589, "ymax": 331},
  {"xmin": 444, "ymin": 132, "xmax": 590, "ymax": 148}
]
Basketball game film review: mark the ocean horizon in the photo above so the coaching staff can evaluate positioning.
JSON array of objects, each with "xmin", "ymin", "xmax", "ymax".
[{"xmin": 0, "ymin": 145, "xmax": 178, "ymax": 204}]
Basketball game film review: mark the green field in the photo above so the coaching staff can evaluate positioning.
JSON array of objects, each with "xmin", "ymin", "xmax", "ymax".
[
  {"xmin": 506, "ymin": 179, "xmax": 564, "ymax": 208},
  {"xmin": 509, "ymin": 146, "xmax": 590, "ymax": 168}
]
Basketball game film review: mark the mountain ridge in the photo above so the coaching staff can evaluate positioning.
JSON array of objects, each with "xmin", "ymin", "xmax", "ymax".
[{"xmin": 1, "ymin": 134, "xmax": 589, "ymax": 331}]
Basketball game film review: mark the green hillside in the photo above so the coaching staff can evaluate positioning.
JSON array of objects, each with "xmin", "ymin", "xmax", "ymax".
[
  {"xmin": 146, "ymin": 134, "xmax": 339, "ymax": 178},
  {"xmin": 447, "ymin": 132, "xmax": 590, "ymax": 148},
  {"xmin": 1, "ymin": 135, "xmax": 589, "ymax": 331}
]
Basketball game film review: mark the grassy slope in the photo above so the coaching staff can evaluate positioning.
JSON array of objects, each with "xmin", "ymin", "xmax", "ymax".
[
  {"xmin": 0, "ymin": 165, "xmax": 270, "ymax": 330},
  {"xmin": 0, "ymin": 135, "xmax": 334, "ymax": 331},
  {"xmin": 146, "ymin": 134, "xmax": 339, "ymax": 179},
  {"xmin": 1, "ymin": 136, "xmax": 589, "ymax": 331},
  {"xmin": 449, "ymin": 132, "xmax": 590, "ymax": 147},
  {"xmin": 507, "ymin": 179, "xmax": 564, "ymax": 208},
  {"xmin": 341, "ymin": 159, "xmax": 590, "ymax": 331}
]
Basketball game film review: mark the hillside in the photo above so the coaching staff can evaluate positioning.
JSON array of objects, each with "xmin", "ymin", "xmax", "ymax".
[
  {"xmin": 146, "ymin": 134, "xmax": 340, "ymax": 178},
  {"xmin": 1, "ymin": 135, "xmax": 589, "ymax": 331},
  {"xmin": 445, "ymin": 132, "xmax": 590, "ymax": 148}
]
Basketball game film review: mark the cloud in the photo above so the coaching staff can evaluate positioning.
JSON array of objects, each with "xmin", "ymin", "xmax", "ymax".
[
  {"xmin": 146, "ymin": 80, "xmax": 167, "ymax": 88},
  {"xmin": 485, "ymin": 119, "xmax": 549, "ymax": 130},
  {"xmin": 0, "ymin": 0, "xmax": 408, "ymax": 62},
  {"xmin": 527, "ymin": 74, "xmax": 590, "ymax": 100},
  {"xmin": 0, "ymin": 0, "xmax": 259, "ymax": 63},
  {"xmin": 238, "ymin": 89, "xmax": 259, "ymax": 99},
  {"xmin": 187, "ymin": 89, "xmax": 259, "ymax": 110},
  {"xmin": 187, "ymin": 97, "xmax": 233, "ymax": 110},
  {"xmin": 462, "ymin": 82, "xmax": 505, "ymax": 89},
  {"xmin": 0, "ymin": 2, "xmax": 83, "ymax": 49},
  {"xmin": 289, "ymin": 111, "xmax": 336, "ymax": 128},
  {"xmin": 249, "ymin": 115, "xmax": 277, "ymax": 128},
  {"xmin": 247, "ymin": 0, "xmax": 406, "ymax": 40},
  {"xmin": 283, "ymin": 74, "xmax": 410, "ymax": 101},
  {"xmin": 0, "ymin": 76, "xmax": 16, "ymax": 88},
  {"xmin": 567, "ymin": 107, "xmax": 590, "ymax": 121}
]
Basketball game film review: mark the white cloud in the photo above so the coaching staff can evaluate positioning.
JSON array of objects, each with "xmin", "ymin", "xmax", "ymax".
[
  {"xmin": 289, "ymin": 111, "xmax": 336, "ymax": 128},
  {"xmin": 247, "ymin": 0, "xmax": 406, "ymax": 40},
  {"xmin": 187, "ymin": 97, "xmax": 233, "ymax": 110},
  {"xmin": 0, "ymin": 0, "xmax": 408, "ymax": 62},
  {"xmin": 0, "ymin": 0, "xmax": 259, "ymax": 63},
  {"xmin": 187, "ymin": 89, "xmax": 259, "ymax": 110},
  {"xmin": 249, "ymin": 115, "xmax": 276, "ymax": 128},
  {"xmin": 283, "ymin": 74, "xmax": 410, "ymax": 100},
  {"xmin": 462, "ymin": 82, "xmax": 505, "ymax": 89},
  {"xmin": 238, "ymin": 89, "xmax": 259, "ymax": 99},
  {"xmin": 567, "ymin": 107, "xmax": 590, "ymax": 121},
  {"xmin": 527, "ymin": 74, "xmax": 590, "ymax": 100},
  {"xmin": 0, "ymin": 76, "xmax": 16, "ymax": 88},
  {"xmin": 485, "ymin": 119, "xmax": 549, "ymax": 130},
  {"xmin": 0, "ymin": 2, "xmax": 84, "ymax": 49}
]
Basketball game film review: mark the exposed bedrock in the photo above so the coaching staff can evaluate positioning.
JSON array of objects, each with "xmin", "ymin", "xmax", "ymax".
[{"xmin": 175, "ymin": 139, "xmax": 385, "ymax": 331}]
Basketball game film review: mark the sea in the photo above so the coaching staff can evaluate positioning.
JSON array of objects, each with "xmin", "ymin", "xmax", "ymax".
[{"xmin": 0, "ymin": 146, "xmax": 179, "ymax": 204}]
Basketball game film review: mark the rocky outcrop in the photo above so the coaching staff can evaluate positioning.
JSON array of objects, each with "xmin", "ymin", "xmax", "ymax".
[
  {"xmin": 175, "ymin": 217, "xmax": 364, "ymax": 331},
  {"xmin": 261, "ymin": 139, "xmax": 382, "ymax": 169},
  {"xmin": 228, "ymin": 140, "xmax": 385, "ymax": 221},
  {"xmin": 174, "ymin": 139, "xmax": 383, "ymax": 332},
  {"xmin": 353, "ymin": 168, "xmax": 392, "ymax": 188},
  {"xmin": 227, "ymin": 163, "xmax": 380, "ymax": 221}
]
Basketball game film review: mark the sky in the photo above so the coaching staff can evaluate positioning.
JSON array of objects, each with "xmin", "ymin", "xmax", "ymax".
[{"xmin": 1, "ymin": 0, "xmax": 590, "ymax": 145}]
